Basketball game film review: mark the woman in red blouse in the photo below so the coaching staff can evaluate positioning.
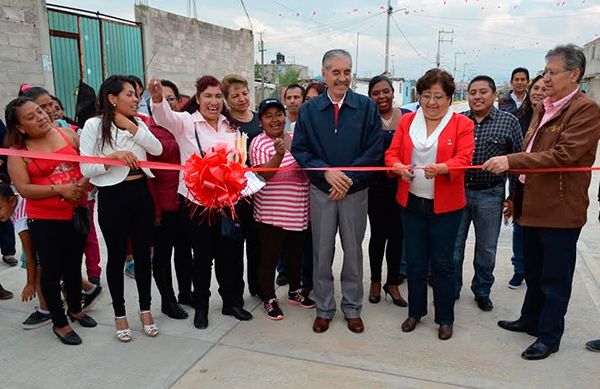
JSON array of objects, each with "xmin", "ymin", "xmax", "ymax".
[{"xmin": 385, "ymin": 69, "xmax": 474, "ymax": 341}]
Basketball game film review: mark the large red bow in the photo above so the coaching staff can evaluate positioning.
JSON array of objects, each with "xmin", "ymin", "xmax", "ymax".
[{"xmin": 184, "ymin": 144, "xmax": 248, "ymax": 215}]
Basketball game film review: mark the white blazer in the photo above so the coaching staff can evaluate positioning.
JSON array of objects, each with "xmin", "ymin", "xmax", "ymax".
[{"xmin": 79, "ymin": 116, "xmax": 163, "ymax": 187}]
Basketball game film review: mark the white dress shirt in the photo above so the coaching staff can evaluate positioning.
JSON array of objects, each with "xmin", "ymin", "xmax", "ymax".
[{"xmin": 79, "ymin": 116, "xmax": 163, "ymax": 187}]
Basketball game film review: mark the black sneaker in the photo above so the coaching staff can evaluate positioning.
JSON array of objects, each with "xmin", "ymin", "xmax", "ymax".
[
  {"xmin": 288, "ymin": 290, "xmax": 316, "ymax": 309},
  {"xmin": 22, "ymin": 309, "xmax": 52, "ymax": 330},
  {"xmin": 82, "ymin": 285, "xmax": 103, "ymax": 312},
  {"xmin": 0, "ymin": 285, "xmax": 13, "ymax": 300},
  {"xmin": 264, "ymin": 298, "xmax": 284, "ymax": 320},
  {"xmin": 508, "ymin": 273, "xmax": 525, "ymax": 289},
  {"xmin": 2, "ymin": 255, "xmax": 18, "ymax": 266}
]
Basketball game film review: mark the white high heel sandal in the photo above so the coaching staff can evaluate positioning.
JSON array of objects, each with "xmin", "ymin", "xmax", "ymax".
[
  {"xmin": 115, "ymin": 316, "xmax": 132, "ymax": 342},
  {"xmin": 139, "ymin": 311, "xmax": 159, "ymax": 337}
]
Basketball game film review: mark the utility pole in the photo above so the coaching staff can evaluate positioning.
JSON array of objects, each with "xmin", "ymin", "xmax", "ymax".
[
  {"xmin": 384, "ymin": 0, "xmax": 392, "ymax": 75},
  {"xmin": 352, "ymin": 32, "xmax": 360, "ymax": 89},
  {"xmin": 436, "ymin": 29, "xmax": 454, "ymax": 68},
  {"xmin": 453, "ymin": 51, "xmax": 465, "ymax": 79},
  {"xmin": 258, "ymin": 32, "xmax": 266, "ymax": 101}
]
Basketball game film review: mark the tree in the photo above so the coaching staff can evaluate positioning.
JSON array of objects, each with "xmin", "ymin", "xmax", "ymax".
[{"xmin": 279, "ymin": 67, "xmax": 301, "ymax": 87}]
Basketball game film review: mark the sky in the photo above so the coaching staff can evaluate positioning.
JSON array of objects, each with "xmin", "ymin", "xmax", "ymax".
[{"xmin": 53, "ymin": 0, "xmax": 600, "ymax": 83}]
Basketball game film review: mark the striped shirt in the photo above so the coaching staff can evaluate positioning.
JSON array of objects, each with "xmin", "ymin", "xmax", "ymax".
[
  {"xmin": 10, "ymin": 194, "xmax": 28, "ymax": 234},
  {"xmin": 250, "ymin": 133, "xmax": 309, "ymax": 231}
]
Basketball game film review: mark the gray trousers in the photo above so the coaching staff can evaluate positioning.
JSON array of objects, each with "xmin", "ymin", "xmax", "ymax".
[{"xmin": 310, "ymin": 185, "xmax": 368, "ymax": 319}]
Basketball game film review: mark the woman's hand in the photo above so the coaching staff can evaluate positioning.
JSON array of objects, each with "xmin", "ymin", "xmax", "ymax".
[
  {"xmin": 391, "ymin": 163, "xmax": 413, "ymax": 182},
  {"xmin": 148, "ymin": 78, "xmax": 163, "ymax": 103},
  {"xmin": 113, "ymin": 112, "xmax": 138, "ymax": 135},
  {"xmin": 424, "ymin": 163, "xmax": 449, "ymax": 179},
  {"xmin": 21, "ymin": 283, "xmax": 36, "ymax": 302},
  {"xmin": 56, "ymin": 183, "xmax": 84, "ymax": 202},
  {"xmin": 274, "ymin": 138, "xmax": 286, "ymax": 156},
  {"xmin": 107, "ymin": 151, "xmax": 140, "ymax": 170}
]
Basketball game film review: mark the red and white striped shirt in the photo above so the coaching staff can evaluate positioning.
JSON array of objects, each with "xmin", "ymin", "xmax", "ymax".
[
  {"xmin": 250, "ymin": 133, "xmax": 309, "ymax": 231},
  {"xmin": 10, "ymin": 194, "xmax": 28, "ymax": 234}
]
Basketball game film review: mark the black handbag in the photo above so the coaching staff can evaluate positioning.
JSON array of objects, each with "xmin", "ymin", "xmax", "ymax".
[
  {"xmin": 72, "ymin": 204, "xmax": 91, "ymax": 235},
  {"xmin": 220, "ymin": 213, "xmax": 243, "ymax": 241}
]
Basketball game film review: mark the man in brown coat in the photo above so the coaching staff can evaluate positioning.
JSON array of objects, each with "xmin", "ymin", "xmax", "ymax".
[{"xmin": 484, "ymin": 44, "xmax": 600, "ymax": 360}]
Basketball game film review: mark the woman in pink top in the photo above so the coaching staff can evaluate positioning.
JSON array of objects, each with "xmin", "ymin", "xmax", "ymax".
[
  {"xmin": 149, "ymin": 76, "xmax": 252, "ymax": 330},
  {"xmin": 250, "ymin": 99, "xmax": 314, "ymax": 321}
]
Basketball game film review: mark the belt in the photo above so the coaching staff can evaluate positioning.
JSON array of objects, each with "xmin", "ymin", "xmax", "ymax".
[{"xmin": 465, "ymin": 181, "xmax": 503, "ymax": 191}]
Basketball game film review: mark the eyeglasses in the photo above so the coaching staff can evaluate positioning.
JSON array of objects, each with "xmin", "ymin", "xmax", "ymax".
[
  {"xmin": 166, "ymin": 96, "xmax": 178, "ymax": 103},
  {"xmin": 542, "ymin": 69, "xmax": 571, "ymax": 78},
  {"xmin": 419, "ymin": 94, "xmax": 447, "ymax": 102}
]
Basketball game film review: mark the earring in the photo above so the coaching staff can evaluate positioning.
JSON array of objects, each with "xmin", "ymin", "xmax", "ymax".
[{"xmin": 112, "ymin": 103, "xmax": 117, "ymax": 107}]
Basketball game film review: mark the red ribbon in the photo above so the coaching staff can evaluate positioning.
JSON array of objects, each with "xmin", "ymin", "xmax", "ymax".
[
  {"xmin": 2, "ymin": 148, "xmax": 599, "ymax": 174},
  {"xmin": 183, "ymin": 144, "xmax": 247, "ymax": 213}
]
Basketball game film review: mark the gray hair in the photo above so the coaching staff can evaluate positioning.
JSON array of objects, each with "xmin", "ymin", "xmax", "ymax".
[
  {"xmin": 322, "ymin": 49, "xmax": 352, "ymax": 70},
  {"xmin": 545, "ymin": 44, "xmax": 586, "ymax": 83}
]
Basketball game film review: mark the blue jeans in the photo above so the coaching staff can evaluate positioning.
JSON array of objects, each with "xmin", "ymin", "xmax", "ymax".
[
  {"xmin": 453, "ymin": 184, "xmax": 504, "ymax": 298},
  {"xmin": 402, "ymin": 194, "xmax": 462, "ymax": 325},
  {"xmin": 511, "ymin": 222, "xmax": 525, "ymax": 274}
]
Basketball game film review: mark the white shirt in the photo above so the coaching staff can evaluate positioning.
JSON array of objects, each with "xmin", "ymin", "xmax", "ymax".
[
  {"xmin": 408, "ymin": 108, "xmax": 453, "ymax": 199},
  {"xmin": 327, "ymin": 91, "xmax": 346, "ymax": 109},
  {"xmin": 79, "ymin": 116, "xmax": 163, "ymax": 187},
  {"xmin": 510, "ymin": 92, "xmax": 526, "ymax": 109}
]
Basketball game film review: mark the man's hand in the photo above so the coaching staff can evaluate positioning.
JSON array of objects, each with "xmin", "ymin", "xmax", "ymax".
[
  {"xmin": 483, "ymin": 156, "xmax": 510, "ymax": 175},
  {"xmin": 324, "ymin": 170, "xmax": 353, "ymax": 193},
  {"xmin": 328, "ymin": 187, "xmax": 347, "ymax": 201}
]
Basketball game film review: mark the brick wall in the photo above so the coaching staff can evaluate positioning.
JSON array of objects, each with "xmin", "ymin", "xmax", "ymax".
[
  {"xmin": 135, "ymin": 5, "xmax": 254, "ymax": 105},
  {"xmin": 0, "ymin": 0, "xmax": 53, "ymax": 119}
]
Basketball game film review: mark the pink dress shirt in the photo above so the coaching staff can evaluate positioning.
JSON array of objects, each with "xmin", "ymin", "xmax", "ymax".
[
  {"xmin": 151, "ymin": 99, "xmax": 238, "ymax": 203},
  {"xmin": 519, "ymin": 87, "xmax": 579, "ymax": 183}
]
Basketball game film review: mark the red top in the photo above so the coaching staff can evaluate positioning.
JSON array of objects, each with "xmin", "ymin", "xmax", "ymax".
[
  {"xmin": 26, "ymin": 130, "xmax": 85, "ymax": 220},
  {"xmin": 146, "ymin": 117, "xmax": 181, "ymax": 219},
  {"xmin": 384, "ymin": 111, "xmax": 474, "ymax": 214}
]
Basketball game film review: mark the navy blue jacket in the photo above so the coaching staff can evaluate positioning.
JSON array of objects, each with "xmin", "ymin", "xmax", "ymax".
[{"xmin": 291, "ymin": 89, "xmax": 383, "ymax": 194}]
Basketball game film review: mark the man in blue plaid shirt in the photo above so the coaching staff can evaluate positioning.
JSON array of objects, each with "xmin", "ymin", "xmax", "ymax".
[{"xmin": 453, "ymin": 75, "xmax": 523, "ymax": 311}]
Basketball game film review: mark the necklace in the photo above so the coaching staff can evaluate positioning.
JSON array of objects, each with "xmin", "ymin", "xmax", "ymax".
[{"xmin": 381, "ymin": 112, "xmax": 393, "ymax": 129}]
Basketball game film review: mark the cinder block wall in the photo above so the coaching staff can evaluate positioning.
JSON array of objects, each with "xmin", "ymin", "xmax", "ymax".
[
  {"xmin": 135, "ymin": 5, "xmax": 255, "ymax": 107},
  {"xmin": 0, "ymin": 0, "xmax": 53, "ymax": 120}
]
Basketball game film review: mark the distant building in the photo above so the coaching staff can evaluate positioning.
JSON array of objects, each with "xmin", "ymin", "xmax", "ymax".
[
  {"xmin": 583, "ymin": 38, "xmax": 600, "ymax": 104},
  {"xmin": 255, "ymin": 52, "xmax": 309, "ymax": 84}
]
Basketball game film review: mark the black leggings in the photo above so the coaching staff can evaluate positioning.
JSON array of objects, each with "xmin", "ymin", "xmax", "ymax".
[
  {"xmin": 98, "ymin": 179, "xmax": 154, "ymax": 317},
  {"xmin": 28, "ymin": 219, "xmax": 86, "ymax": 328},
  {"xmin": 152, "ymin": 209, "xmax": 193, "ymax": 304},
  {"xmin": 257, "ymin": 222, "xmax": 305, "ymax": 301},
  {"xmin": 182, "ymin": 198, "xmax": 245, "ymax": 311},
  {"xmin": 368, "ymin": 183, "xmax": 403, "ymax": 284}
]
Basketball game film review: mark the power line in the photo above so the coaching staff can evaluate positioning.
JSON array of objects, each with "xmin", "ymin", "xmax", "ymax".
[
  {"xmin": 391, "ymin": 15, "xmax": 435, "ymax": 64},
  {"xmin": 240, "ymin": 0, "xmax": 253, "ymax": 31}
]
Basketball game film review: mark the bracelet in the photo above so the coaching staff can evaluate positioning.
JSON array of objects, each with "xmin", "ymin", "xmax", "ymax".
[{"xmin": 50, "ymin": 185, "xmax": 54, "ymax": 193}]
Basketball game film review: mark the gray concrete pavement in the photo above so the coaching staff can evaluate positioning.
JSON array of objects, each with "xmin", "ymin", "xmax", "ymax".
[{"xmin": 1, "ymin": 166, "xmax": 600, "ymax": 389}]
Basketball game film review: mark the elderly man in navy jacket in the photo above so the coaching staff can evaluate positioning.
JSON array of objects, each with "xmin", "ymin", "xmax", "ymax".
[{"xmin": 292, "ymin": 49, "xmax": 383, "ymax": 334}]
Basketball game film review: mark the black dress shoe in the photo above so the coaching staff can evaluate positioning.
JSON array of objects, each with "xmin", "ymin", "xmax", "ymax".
[
  {"xmin": 53, "ymin": 327, "xmax": 82, "ymax": 345},
  {"xmin": 383, "ymin": 284, "xmax": 408, "ymax": 307},
  {"xmin": 521, "ymin": 340, "xmax": 558, "ymax": 360},
  {"xmin": 67, "ymin": 312, "xmax": 97, "ymax": 328},
  {"xmin": 498, "ymin": 319, "xmax": 538, "ymax": 337},
  {"xmin": 162, "ymin": 301, "xmax": 189, "ymax": 320},
  {"xmin": 475, "ymin": 296, "xmax": 493, "ymax": 312},
  {"xmin": 194, "ymin": 309, "xmax": 208, "ymax": 329},
  {"xmin": 222, "ymin": 306, "xmax": 253, "ymax": 321}
]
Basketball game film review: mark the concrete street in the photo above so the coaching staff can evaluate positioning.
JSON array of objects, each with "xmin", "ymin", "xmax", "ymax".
[{"xmin": 1, "ymin": 159, "xmax": 600, "ymax": 388}]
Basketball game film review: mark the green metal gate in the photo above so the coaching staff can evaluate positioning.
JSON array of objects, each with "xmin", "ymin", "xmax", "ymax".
[{"xmin": 47, "ymin": 5, "xmax": 145, "ymax": 118}]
